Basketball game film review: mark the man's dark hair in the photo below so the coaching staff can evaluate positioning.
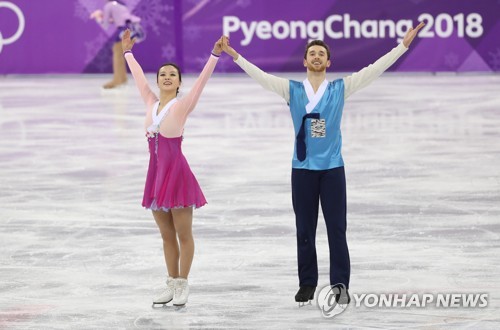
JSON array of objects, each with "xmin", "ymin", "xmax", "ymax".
[{"xmin": 304, "ymin": 40, "xmax": 331, "ymax": 60}]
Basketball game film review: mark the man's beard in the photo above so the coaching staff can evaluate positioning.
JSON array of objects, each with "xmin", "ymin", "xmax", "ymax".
[{"xmin": 307, "ymin": 61, "xmax": 327, "ymax": 72}]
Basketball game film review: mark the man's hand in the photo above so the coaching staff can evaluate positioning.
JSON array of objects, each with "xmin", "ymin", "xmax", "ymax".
[
  {"xmin": 403, "ymin": 22, "xmax": 425, "ymax": 48},
  {"xmin": 222, "ymin": 36, "xmax": 239, "ymax": 61}
]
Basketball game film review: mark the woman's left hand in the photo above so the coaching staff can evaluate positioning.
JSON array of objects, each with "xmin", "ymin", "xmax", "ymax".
[{"xmin": 212, "ymin": 36, "xmax": 224, "ymax": 56}]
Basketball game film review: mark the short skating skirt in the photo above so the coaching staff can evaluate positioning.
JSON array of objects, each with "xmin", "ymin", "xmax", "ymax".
[{"xmin": 142, "ymin": 134, "xmax": 206, "ymax": 212}]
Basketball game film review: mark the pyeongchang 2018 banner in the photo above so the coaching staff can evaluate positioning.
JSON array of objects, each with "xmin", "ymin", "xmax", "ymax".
[
  {"xmin": 183, "ymin": 0, "xmax": 500, "ymax": 73},
  {"xmin": 0, "ymin": 0, "xmax": 499, "ymax": 73}
]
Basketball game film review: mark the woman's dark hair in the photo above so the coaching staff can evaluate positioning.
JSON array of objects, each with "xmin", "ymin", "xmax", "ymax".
[
  {"xmin": 304, "ymin": 40, "xmax": 331, "ymax": 60},
  {"xmin": 156, "ymin": 63, "xmax": 182, "ymax": 95}
]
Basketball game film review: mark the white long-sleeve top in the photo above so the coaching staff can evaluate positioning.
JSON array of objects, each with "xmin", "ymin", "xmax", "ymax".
[
  {"xmin": 125, "ymin": 53, "xmax": 219, "ymax": 137},
  {"xmin": 234, "ymin": 43, "xmax": 408, "ymax": 102}
]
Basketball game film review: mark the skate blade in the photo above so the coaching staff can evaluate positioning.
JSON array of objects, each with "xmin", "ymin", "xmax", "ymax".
[
  {"xmin": 173, "ymin": 303, "xmax": 187, "ymax": 307},
  {"xmin": 297, "ymin": 300, "xmax": 313, "ymax": 308},
  {"xmin": 152, "ymin": 300, "xmax": 172, "ymax": 308}
]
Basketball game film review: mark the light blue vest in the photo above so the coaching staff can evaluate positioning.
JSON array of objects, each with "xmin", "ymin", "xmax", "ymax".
[{"xmin": 289, "ymin": 79, "xmax": 345, "ymax": 170}]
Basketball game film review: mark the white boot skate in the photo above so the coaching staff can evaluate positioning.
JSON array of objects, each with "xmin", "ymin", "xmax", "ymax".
[
  {"xmin": 152, "ymin": 276, "xmax": 175, "ymax": 306},
  {"xmin": 172, "ymin": 278, "xmax": 189, "ymax": 306}
]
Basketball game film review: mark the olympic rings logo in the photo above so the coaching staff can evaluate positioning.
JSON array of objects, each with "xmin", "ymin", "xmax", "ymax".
[{"xmin": 0, "ymin": 1, "xmax": 25, "ymax": 53}]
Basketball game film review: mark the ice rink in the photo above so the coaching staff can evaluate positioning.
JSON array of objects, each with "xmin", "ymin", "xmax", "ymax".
[{"xmin": 1, "ymin": 71, "xmax": 499, "ymax": 329}]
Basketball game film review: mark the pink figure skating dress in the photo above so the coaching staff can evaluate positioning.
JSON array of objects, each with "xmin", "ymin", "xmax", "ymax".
[{"xmin": 124, "ymin": 52, "xmax": 219, "ymax": 211}]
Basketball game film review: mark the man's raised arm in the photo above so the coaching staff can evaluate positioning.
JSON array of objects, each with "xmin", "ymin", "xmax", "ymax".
[{"xmin": 222, "ymin": 38, "xmax": 290, "ymax": 103}]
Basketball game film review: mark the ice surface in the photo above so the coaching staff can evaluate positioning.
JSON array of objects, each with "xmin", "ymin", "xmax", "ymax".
[{"xmin": 0, "ymin": 72, "xmax": 499, "ymax": 329}]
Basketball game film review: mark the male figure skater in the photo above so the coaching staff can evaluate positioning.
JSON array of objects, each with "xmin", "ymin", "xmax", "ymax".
[{"xmin": 221, "ymin": 22, "xmax": 424, "ymax": 304}]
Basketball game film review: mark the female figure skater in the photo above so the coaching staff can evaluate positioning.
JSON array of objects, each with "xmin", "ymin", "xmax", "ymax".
[
  {"xmin": 90, "ymin": 0, "xmax": 145, "ymax": 89},
  {"xmin": 121, "ymin": 29, "xmax": 223, "ymax": 306}
]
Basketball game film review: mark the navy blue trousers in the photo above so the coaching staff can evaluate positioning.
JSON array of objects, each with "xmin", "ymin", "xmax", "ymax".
[{"xmin": 291, "ymin": 167, "xmax": 350, "ymax": 288}]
